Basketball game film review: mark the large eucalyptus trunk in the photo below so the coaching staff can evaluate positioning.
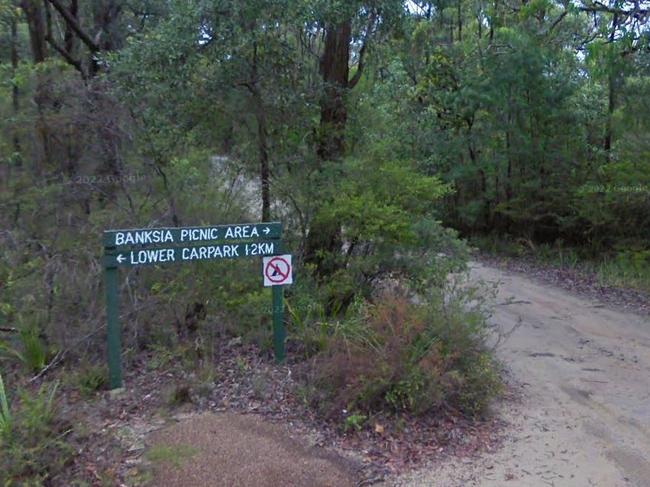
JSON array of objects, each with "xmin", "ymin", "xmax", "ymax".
[
  {"xmin": 305, "ymin": 21, "xmax": 353, "ymax": 278},
  {"xmin": 316, "ymin": 21, "xmax": 351, "ymax": 162}
]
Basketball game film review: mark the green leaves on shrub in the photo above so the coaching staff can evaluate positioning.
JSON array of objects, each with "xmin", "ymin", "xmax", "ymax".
[
  {"xmin": 0, "ymin": 377, "xmax": 72, "ymax": 485},
  {"xmin": 0, "ymin": 324, "xmax": 51, "ymax": 374},
  {"xmin": 306, "ymin": 286, "xmax": 501, "ymax": 421},
  {"xmin": 0, "ymin": 373, "xmax": 10, "ymax": 438}
]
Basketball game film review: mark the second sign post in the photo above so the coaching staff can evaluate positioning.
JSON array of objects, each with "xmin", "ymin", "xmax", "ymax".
[{"xmin": 103, "ymin": 222, "xmax": 290, "ymax": 389}]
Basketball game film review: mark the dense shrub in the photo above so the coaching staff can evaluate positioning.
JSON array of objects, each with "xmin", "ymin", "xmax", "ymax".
[
  {"xmin": 0, "ymin": 374, "xmax": 73, "ymax": 485},
  {"xmin": 305, "ymin": 280, "xmax": 501, "ymax": 421}
]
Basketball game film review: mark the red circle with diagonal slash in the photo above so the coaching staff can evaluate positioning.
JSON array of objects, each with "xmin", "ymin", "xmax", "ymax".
[{"xmin": 265, "ymin": 257, "xmax": 291, "ymax": 283}]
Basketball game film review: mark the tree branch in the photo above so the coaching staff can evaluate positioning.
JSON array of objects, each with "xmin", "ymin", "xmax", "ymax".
[
  {"xmin": 45, "ymin": 0, "xmax": 100, "ymax": 52},
  {"xmin": 547, "ymin": 10, "xmax": 568, "ymax": 33},
  {"xmin": 348, "ymin": 12, "xmax": 378, "ymax": 89},
  {"xmin": 348, "ymin": 39, "xmax": 368, "ymax": 89},
  {"xmin": 45, "ymin": 34, "xmax": 85, "ymax": 76},
  {"xmin": 579, "ymin": 1, "xmax": 648, "ymax": 17}
]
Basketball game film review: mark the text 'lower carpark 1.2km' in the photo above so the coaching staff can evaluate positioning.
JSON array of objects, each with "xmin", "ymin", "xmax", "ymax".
[{"xmin": 103, "ymin": 222, "xmax": 291, "ymax": 389}]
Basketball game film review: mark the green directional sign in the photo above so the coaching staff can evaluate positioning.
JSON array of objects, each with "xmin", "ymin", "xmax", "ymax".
[
  {"xmin": 105, "ymin": 241, "xmax": 282, "ymax": 267},
  {"xmin": 104, "ymin": 222, "xmax": 281, "ymax": 248},
  {"xmin": 103, "ymin": 221, "xmax": 288, "ymax": 390}
]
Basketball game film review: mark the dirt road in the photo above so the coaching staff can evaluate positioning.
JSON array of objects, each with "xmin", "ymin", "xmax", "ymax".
[{"xmin": 396, "ymin": 262, "xmax": 650, "ymax": 487}]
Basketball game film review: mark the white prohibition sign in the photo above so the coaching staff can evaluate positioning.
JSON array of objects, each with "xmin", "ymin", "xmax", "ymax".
[{"xmin": 263, "ymin": 255, "xmax": 293, "ymax": 287}]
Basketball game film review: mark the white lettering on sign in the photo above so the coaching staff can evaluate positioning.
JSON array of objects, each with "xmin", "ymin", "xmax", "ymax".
[
  {"xmin": 244, "ymin": 242, "xmax": 275, "ymax": 256},
  {"xmin": 224, "ymin": 225, "xmax": 259, "ymax": 239},
  {"xmin": 181, "ymin": 244, "xmax": 241, "ymax": 261},
  {"xmin": 115, "ymin": 230, "xmax": 174, "ymax": 246},
  {"xmin": 128, "ymin": 248, "xmax": 175, "ymax": 265},
  {"xmin": 112, "ymin": 225, "xmax": 271, "ymax": 246},
  {"xmin": 180, "ymin": 228, "xmax": 220, "ymax": 242}
]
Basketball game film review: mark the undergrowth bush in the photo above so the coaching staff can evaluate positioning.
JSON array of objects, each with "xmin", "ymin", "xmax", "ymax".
[
  {"xmin": 596, "ymin": 250, "xmax": 650, "ymax": 291},
  {"xmin": 305, "ymin": 280, "xmax": 500, "ymax": 421},
  {"xmin": 0, "ymin": 373, "xmax": 73, "ymax": 485},
  {"xmin": 474, "ymin": 235, "xmax": 650, "ymax": 292},
  {"xmin": 74, "ymin": 363, "xmax": 107, "ymax": 396},
  {"xmin": 0, "ymin": 323, "xmax": 53, "ymax": 375}
]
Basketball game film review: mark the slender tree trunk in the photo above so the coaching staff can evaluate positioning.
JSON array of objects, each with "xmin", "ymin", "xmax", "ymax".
[
  {"xmin": 457, "ymin": 0, "xmax": 462, "ymax": 41},
  {"xmin": 479, "ymin": 168, "xmax": 490, "ymax": 228},
  {"xmin": 21, "ymin": 0, "xmax": 47, "ymax": 63},
  {"xmin": 21, "ymin": 0, "xmax": 51, "ymax": 176},
  {"xmin": 505, "ymin": 132, "xmax": 513, "ymax": 202},
  {"xmin": 247, "ymin": 41, "xmax": 271, "ymax": 221},
  {"xmin": 11, "ymin": 12, "xmax": 20, "ymax": 157},
  {"xmin": 604, "ymin": 14, "xmax": 619, "ymax": 163},
  {"xmin": 63, "ymin": 0, "xmax": 80, "ymax": 176},
  {"xmin": 257, "ymin": 108, "xmax": 271, "ymax": 222},
  {"xmin": 604, "ymin": 72, "xmax": 617, "ymax": 163},
  {"xmin": 489, "ymin": 0, "xmax": 497, "ymax": 43}
]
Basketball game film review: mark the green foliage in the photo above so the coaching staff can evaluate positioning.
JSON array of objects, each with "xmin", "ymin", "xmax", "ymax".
[
  {"xmin": 300, "ymin": 155, "xmax": 466, "ymax": 309},
  {"xmin": 306, "ymin": 279, "xmax": 501, "ymax": 420},
  {"xmin": 0, "ymin": 377, "xmax": 73, "ymax": 485},
  {"xmin": 596, "ymin": 250, "xmax": 650, "ymax": 292},
  {"xmin": 167, "ymin": 384, "xmax": 192, "ymax": 407},
  {"xmin": 0, "ymin": 324, "xmax": 50, "ymax": 373},
  {"xmin": 477, "ymin": 236, "xmax": 650, "ymax": 293},
  {"xmin": 74, "ymin": 363, "xmax": 107, "ymax": 396},
  {"xmin": 342, "ymin": 412, "xmax": 367, "ymax": 432},
  {"xmin": 145, "ymin": 444, "xmax": 198, "ymax": 468},
  {"xmin": 354, "ymin": 1, "xmax": 650, "ymax": 251},
  {"xmin": 0, "ymin": 373, "xmax": 10, "ymax": 437},
  {"xmin": 17, "ymin": 326, "xmax": 48, "ymax": 373},
  {"xmin": 285, "ymin": 275, "xmax": 330, "ymax": 357}
]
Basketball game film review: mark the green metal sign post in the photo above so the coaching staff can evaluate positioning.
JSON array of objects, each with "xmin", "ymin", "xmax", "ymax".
[
  {"xmin": 263, "ymin": 254, "xmax": 292, "ymax": 364},
  {"xmin": 104, "ymin": 247, "xmax": 122, "ymax": 389},
  {"xmin": 272, "ymin": 286, "xmax": 285, "ymax": 363},
  {"xmin": 103, "ymin": 222, "xmax": 290, "ymax": 390}
]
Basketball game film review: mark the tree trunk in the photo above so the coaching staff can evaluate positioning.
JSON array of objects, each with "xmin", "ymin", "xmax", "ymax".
[
  {"xmin": 604, "ymin": 14, "xmax": 619, "ymax": 163},
  {"xmin": 64, "ymin": 0, "xmax": 78, "ymax": 54},
  {"xmin": 457, "ymin": 0, "xmax": 462, "ymax": 41},
  {"xmin": 305, "ymin": 21, "xmax": 353, "ymax": 279},
  {"xmin": 257, "ymin": 106, "xmax": 271, "ymax": 222},
  {"xmin": 247, "ymin": 41, "xmax": 271, "ymax": 222},
  {"xmin": 21, "ymin": 0, "xmax": 47, "ymax": 63},
  {"xmin": 21, "ymin": 0, "xmax": 52, "ymax": 176},
  {"xmin": 317, "ymin": 21, "xmax": 351, "ymax": 162},
  {"xmin": 489, "ymin": 0, "xmax": 497, "ymax": 43},
  {"xmin": 604, "ymin": 71, "xmax": 617, "ymax": 163},
  {"xmin": 89, "ymin": 0, "xmax": 122, "ymax": 74},
  {"xmin": 11, "ymin": 12, "xmax": 20, "ymax": 157}
]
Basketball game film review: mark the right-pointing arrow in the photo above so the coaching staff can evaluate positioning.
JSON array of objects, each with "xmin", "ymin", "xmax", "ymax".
[{"xmin": 263, "ymin": 227, "xmax": 270, "ymax": 235}]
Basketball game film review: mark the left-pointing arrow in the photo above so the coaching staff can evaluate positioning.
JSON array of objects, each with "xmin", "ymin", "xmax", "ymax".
[{"xmin": 116, "ymin": 254, "xmax": 126, "ymax": 263}]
